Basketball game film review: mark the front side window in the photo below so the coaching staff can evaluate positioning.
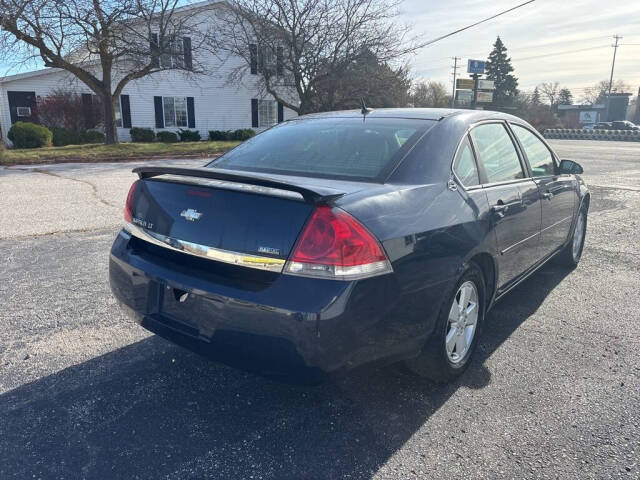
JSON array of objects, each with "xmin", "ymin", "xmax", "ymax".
[
  {"xmin": 211, "ymin": 117, "xmax": 433, "ymax": 180},
  {"xmin": 470, "ymin": 123, "xmax": 523, "ymax": 183},
  {"xmin": 453, "ymin": 136, "xmax": 479, "ymax": 186},
  {"xmin": 258, "ymin": 100, "xmax": 277, "ymax": 128},
  {"xmin": 511, "ymin": 124, "xmax": 555, "ymax": 177},
  {"xmin": 163, "ymin": 97, "xmax": 188, "ymax": 128}
]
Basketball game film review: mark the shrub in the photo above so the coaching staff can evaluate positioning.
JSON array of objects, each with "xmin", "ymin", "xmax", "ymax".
[
  {"xmin": 51, "ymin": 126, "xmax": 83, "ymax": 146},
  {"xmin": 130, "ymin": 127, "xmax": 155, "ymax": 143},
  {"xmin": 230, "ymin": 129, "xmax": 256, "ymax": 141},
  {"xmin": 178, "ymin": 129, "xmax": 201, "ymax": 142},
  {"xmin": 81, "ymin": 130, "xmax": 105, "ymax": 144},
  {"xmin": 209, "ymin": 130, "xmax": 230, "ymax": 141},
  {"xmin": 157, "ymin": 131, "xmax": 178, "ymax": 143},
  {"xmin": 8, "ymin": 122, "xmax": 53, "ymax": 148}
]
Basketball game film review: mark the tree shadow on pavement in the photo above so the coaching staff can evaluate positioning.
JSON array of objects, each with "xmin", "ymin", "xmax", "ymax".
[{"xmin": 0, "ymin": 263, "xmax": 571, "ymax": 479}]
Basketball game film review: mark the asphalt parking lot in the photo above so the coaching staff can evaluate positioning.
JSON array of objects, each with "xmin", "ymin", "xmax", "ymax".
[{"xmin": 1, "ymin": 140, "xmax": 639, "ymax": 479}]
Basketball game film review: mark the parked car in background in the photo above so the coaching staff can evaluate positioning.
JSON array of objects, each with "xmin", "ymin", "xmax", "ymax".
[
  {"xmin": 582, "ymin": 124, "xmax": 595, "ymax": 130},
  {"xmin": 611, "ymin": 120, "xmax": 639, "ymax": 131},
  {"xmin": 594, "ymin": 122, "xmax": 612, "ymax": 129},
  {"xmin": 109, "ymin": 109, "xmax": 590, "ymax": 383}
]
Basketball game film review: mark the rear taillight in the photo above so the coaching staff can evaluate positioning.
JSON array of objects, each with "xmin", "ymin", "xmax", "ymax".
[
  {"xmin": 284, "ymin": 205, "xmax": 392, "ymax": 280},
  {"xmin": 124, "ymin": 180, "xmax": 138, "ymax": 223}
]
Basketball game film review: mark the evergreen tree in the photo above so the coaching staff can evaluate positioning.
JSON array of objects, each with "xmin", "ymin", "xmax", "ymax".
[
  {"xmin": 558, "ymin": 88, "xmax": 573, "ymax": 105},
  {"xmin": 485, "ymin": 36, "xmax": 519, "ymax": 106},
  {"xmin": 531, "ymin": 87, "xmax": 541, "ymax": 105}
]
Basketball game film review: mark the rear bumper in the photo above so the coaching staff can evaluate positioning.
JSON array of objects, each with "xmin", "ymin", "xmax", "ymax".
[{"xmin": 109, "ymin": 229, "xmax": 444, "ymax": 374}]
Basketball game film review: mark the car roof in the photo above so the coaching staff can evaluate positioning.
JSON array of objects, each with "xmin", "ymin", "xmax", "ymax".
[{"xmin": 297, "ymin": 107, "xmax": 523, "ymax": 125}]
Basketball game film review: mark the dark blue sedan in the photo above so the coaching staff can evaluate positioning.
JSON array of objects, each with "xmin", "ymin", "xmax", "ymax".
[{"xmin": 109, "ymin": 108, "xmax": 589, "ymax": 382}]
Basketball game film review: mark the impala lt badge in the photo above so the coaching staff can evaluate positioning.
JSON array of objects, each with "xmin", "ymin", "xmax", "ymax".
[{"xmin": 180, "ymin": 208, "xmax": 203, "ymax": 222}]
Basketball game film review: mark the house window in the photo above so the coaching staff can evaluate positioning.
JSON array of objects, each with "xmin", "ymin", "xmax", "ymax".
[
  {"xmin": 159, "ymin": 36, "xmax": 184, "ymax": 69},
  {"xmin": 258, "ymin": 100, "xmax": 277, "ymax": 127},
  {"xmin": 163, "ymin": 97, "xmax": 188, "ymax": 128}
]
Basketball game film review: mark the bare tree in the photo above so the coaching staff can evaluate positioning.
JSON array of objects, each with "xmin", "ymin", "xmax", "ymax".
[
  {"xmin": 411, "ymin": 80, "xmax": 449, "ymax": 108},
  {"xmin": 0, "ymin": 0, "xmax": 207, "ymax": 143},
  {"xmin": 538, "ymin": 82, "xmax": 560, "ymax": 106},
  {"xmin": 211, "ymin": 0, "xmax": 415, "ymax": 115},
  {"xmin": 581, "ymin": 79, "xmax": 630, "ymax": 105}
]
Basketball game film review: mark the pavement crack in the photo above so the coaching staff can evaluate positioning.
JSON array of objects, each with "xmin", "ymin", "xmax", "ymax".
[
  {"xmin": 11, "ymin": 167, "xmax": 120, "ymax": 209},
  {"xmin": 35, "ymin": 168, "xmax": 120, "ymax": 209}
]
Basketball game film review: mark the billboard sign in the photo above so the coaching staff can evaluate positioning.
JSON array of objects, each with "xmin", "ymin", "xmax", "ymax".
[
  {"xmin": 467, "ymin": 59, "xmax": 486, "ymax": 74},
  {"xmin": 478, "ymin": 79, "xmax": 495, "ymax": 90},
  {"xmin": 579, "ymin": 111, "xmax": 597, "ymax": 124},
  {"xmin": 456, "ymin": 78, "xmax": 475, "ymax": 90},
  {"xmin": 456, "ymin": 90, "xmax": 473, "ymax": 105},
  {"xmin": 476, "ymin": 91, "xmax": 494, "ymax": 103}
]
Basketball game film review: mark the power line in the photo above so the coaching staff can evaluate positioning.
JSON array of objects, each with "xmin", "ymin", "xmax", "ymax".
[
  {"xmin": 416, "ymin": 0, "xmax": 537, "ymax": 49},
  {"xmin": 604, "ymin": 35, "xmax": 622, "ymax": 120},
  {"xmin": 513, "ymin": 45, "xmax": 610, "ymax": 62}
]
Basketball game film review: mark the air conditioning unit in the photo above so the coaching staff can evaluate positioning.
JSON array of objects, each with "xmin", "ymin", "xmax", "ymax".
[{"xmin": 16, "ymin": 106, "xmax": 32, "ymax": 117}]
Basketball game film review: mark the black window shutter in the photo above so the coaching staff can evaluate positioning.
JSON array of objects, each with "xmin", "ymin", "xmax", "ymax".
[
  {"xmin": 120, "ymin": 95, "xmax": 132, "ymax": 128},
  {"xmin": 183, "ymin": 37, "xmax": 192, "ymax": 70},
  {"xmin": 150, "ymin": 33, "xmax": 159, "ymax": 68},
  {"xmin": 277, "ymin": 102, "xmax": 284, "ymax": 123},
  {"xmin": 187, "ymin": 97, "xmax": 195, "ymax": 128},
  {"xmin": 276, "ymin": 46, "xmax": 284, "ymax": 76},
  {"xmin": 251, "ymin": 99, "xmax": 259, "ymax": 128},
  {"xmin": 81, "ymin": 93, "xmax": 93, "ymax": 129},
  {"xmin": 249, "ymin": 44, "xmax": 257, "ymax": 75},
  {"xmin": 154, "ymin": 96, "xmax": 164, "ymax": 128}
]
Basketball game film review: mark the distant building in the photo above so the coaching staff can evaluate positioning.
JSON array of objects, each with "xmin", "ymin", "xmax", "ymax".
[
  {"xmin": 557, "ymin": 92, "xmax": 633, "ymax": 127},
  {"xmin": 557, "ymin": 104, "xmax": 605, "ymax": 128}
]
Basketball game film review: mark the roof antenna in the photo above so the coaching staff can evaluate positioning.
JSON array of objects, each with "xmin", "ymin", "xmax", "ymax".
[{"xmin": 361, "ymin": 98, "xmax": 373, "ymax": 120}]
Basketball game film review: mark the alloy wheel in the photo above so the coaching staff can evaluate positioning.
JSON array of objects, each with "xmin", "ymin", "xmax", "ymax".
[{"xmin": 445, "ymin": 281, "xmax": 479, "ymax": 364}]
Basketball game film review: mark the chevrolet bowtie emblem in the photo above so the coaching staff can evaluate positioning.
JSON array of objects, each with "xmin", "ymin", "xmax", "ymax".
[{"xmin": 180, "ymin": 208, "xmax": 203, "ymax": 221}]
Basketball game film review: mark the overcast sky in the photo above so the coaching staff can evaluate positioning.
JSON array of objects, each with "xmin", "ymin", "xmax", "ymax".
[
  {"xmin": 2, "ymin": 0, "xmax": 638, "ymax": 102},
  {"xmin": 400, "ymin": 0, "xmax": 640, "ymax": 100}
]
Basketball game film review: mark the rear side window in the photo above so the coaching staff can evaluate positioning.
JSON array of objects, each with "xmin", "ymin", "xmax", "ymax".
[
  {"xmin": 210, "ymin": 117, "xmax": 433, "ymax": 181},
  {"xmin": 511, "ymin": 124, "xmax": 555, "ymax": 177},
  {"xmin": 470, "ymin": 123, "xmax": 523, "ymax": 183},
  {"xmin": 453, "ymin": 137, "xmax": 479, "ymax": 187}
]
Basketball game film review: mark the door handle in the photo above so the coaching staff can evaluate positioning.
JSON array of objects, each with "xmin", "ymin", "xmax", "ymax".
[
  {"xmin": 491, "ymin": 203, "xmax": 508, "ymax": 213},
  {"xmin": 542, "ymin": 191, "xmax": 554, "ymax": 200}
]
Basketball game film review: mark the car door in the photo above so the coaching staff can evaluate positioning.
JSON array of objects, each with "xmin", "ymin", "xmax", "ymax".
[
  {"xmin": 469, "ymin": 122, "xmax": 542, "ymax": 288},
  {"xmin": 510, "ymin": 123, "xmax": 577, "ymax": 258}
]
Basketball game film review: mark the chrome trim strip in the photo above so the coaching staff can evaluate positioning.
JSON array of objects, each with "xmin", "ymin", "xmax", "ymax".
[
  {"xmin": 501, "ymin": 230, "xmax": 540, "ymax": 255},
  {"xmin": 124, "ymin": 223, "xmax": 286, "ymax": 272},
  {"xmin": 541, "ymin": 215, "xmax": 573, "ymax": 233}
]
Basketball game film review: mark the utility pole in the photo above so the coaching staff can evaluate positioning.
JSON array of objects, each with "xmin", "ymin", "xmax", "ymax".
[
  {"xmin": 451, "ymin": 57, "xmax": 460, "ymax": 108},
  {"xmin": 604, "ymin": 34, "xmax": 622, "ymax": 122}
]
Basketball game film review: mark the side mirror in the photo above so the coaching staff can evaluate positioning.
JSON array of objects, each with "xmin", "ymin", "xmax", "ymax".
[{"xmin": 559, "ymin": 159, "xmax": 583, "ymax": 175}]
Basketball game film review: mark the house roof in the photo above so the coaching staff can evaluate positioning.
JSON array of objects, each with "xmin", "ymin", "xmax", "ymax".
[{"xmin": 0, "ymin": 0, "xmax": 224, "ymax": 84}]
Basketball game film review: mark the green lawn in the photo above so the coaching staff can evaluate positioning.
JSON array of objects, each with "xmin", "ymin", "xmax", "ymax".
[{"xmin": 0, "ymin": 141, "xmax": 240, "ymax": 166}]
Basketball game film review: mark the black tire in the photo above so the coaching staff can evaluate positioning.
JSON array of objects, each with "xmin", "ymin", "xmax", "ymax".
[
  {"xmin": 557, "ymin": 207, "xmax": 587, "ymax": 268},
  {"xmin": 405, "ymin": 263, "xmax": 486, "ymax": 383}
]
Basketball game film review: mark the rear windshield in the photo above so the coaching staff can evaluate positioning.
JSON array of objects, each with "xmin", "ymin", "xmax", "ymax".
[{"xmin": 209, "ymin": 117, "xmax": 434, "ymax": 181}]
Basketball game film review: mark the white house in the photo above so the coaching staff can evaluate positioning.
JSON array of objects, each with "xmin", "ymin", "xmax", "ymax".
[{"xmin": 0, "ymin": 0, "xmax": 297, "ymax": 145}]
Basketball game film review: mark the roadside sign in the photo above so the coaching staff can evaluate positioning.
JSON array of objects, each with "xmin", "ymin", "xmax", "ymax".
[
  {"xmin": 456, "ymin": 78, "xmax": 475, "ymax": 90},
  {"xmin": 579, "ymin": 111, "xmax": 597, "ymax": 124},
  {"xmin": 467, "ymin": 59, "xmax": 485, "ymax": 74},
  {"xmin": 456, "ymin": 90, "xmax": 473, "ymax": 105},
  {"xmin": 478, "ymin": 79, "xmax": 495, "ymax": 90},
  {"xmin": 476, "ymin": 91, "xmax": 493, "ymax": 103}
]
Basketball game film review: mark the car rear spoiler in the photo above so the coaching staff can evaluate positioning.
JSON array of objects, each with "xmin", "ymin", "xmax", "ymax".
[{"xmin": 133, "ymin": 166, "xmax": 344, "ymax": 204}]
